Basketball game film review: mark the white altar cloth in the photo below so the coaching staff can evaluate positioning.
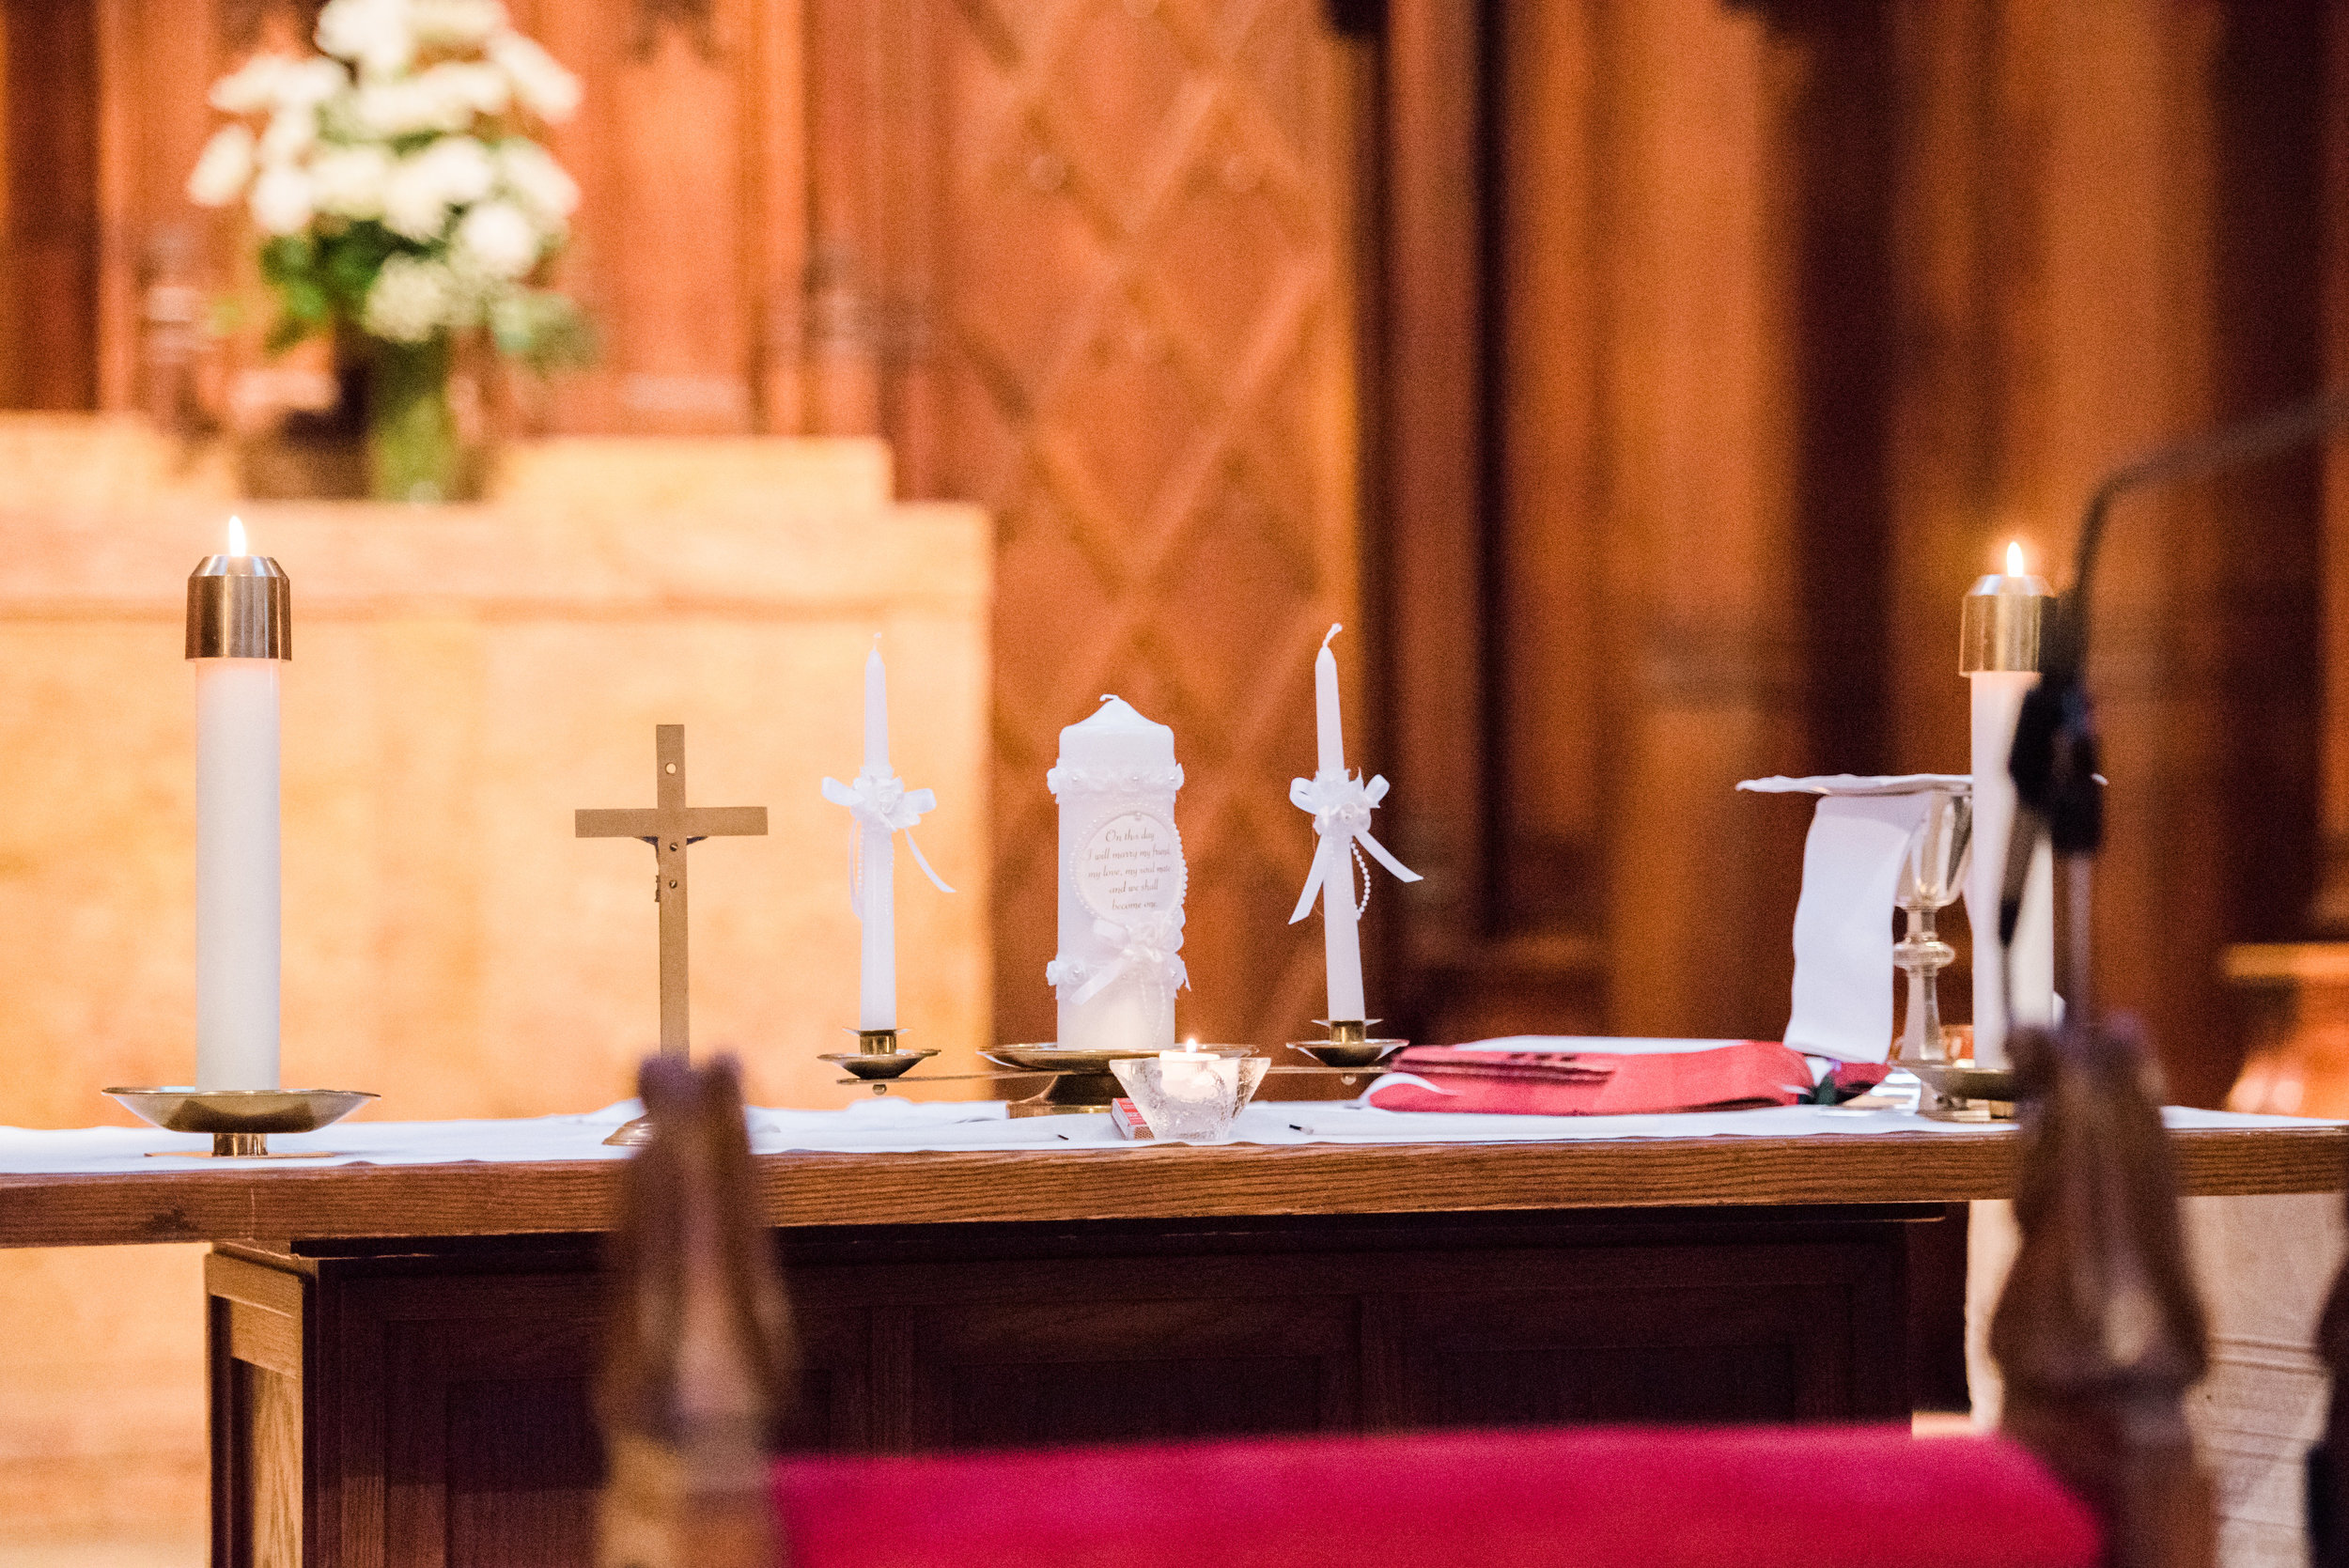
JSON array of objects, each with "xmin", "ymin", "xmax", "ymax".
[{"xmin": 0, "ymin": 1099, "xmax": 2318, "ymax": 1172}]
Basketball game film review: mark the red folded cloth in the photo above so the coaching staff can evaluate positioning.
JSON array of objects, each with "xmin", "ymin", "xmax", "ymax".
[{"xmin": 1368, "ymin": 1040, "xmax": 1885, "ymax": 1116}]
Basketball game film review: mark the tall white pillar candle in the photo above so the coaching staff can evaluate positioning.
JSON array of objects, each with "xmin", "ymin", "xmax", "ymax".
[
  {"xmin": 187, "ymin": 520, "xmax": 290, "ymax": 1091},
  {"xmin": 1047, "ymin": 697, "xmax": 1186, "ymax": 1051},
  {"xmin": 1312, "ymin": 629, "xmax": 1366, "ymax": 1022},
  {"xmin": 1963, "ymin": 545, "xmax": 2056, "ymax": 1070},
  {"xmin": 857, "ymin": 644, "xmax": 896, "ymax": 1031}
]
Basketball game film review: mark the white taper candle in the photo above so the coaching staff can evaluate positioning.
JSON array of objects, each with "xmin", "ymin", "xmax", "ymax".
[
  {"xmin": 863, "ymin": 640, "xmax": 890, "ymax": 774},
  {"xmin": 1313, "ymin": 627, "xmax": 1366, "ymax": 1022},
  {"xmin": 858, "ymin": 642, "xmax": 896, "ymax": 1031}
]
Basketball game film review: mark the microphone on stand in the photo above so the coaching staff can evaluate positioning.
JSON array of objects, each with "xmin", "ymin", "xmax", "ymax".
[{"xmin": 2000, "ymin": 387, "xmax": 2349, "ymax": 1030}]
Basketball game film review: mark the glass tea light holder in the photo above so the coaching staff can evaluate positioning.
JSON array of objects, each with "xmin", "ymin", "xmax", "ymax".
[{"xmin": 1110, "ymin": 1045, "xmax": 1268, "ymax": 1141}]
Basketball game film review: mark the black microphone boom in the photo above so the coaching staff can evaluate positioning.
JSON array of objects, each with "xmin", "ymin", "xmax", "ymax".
[{"xmin": 2003, "ymin": 386, "xmax": 2349, "ymax": 1014}]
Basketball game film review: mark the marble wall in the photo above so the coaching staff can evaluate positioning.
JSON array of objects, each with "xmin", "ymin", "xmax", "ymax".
[{"xmin": 0, "ymin": 418, "xmax": 991, "ymax": 1544}]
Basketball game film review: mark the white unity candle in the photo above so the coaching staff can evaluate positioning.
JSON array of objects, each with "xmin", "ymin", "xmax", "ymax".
[
  {"xmin": 188, "ymin": 517, "xmax": 290, "ymax": 1091},
  {"xmin": 1047, "ymin": 697, "xmax": 1187, "ymax": 1052},
  {"xmin": 1963, "ymin": 543, "xmax": 2056, "ymax": 1070},
  {"xmin": 1312, "ymin": 629, "xmax": 1366, "ymax": 1022}
]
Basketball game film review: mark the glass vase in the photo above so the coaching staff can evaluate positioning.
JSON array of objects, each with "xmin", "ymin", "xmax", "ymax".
[{"xmin": 366, "ymin": 335, "xmax": 463, "ymax": 505}]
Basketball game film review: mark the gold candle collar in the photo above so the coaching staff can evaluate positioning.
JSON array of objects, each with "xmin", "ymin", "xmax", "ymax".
[
  {"xmin": 1959, "ymin": 570, "xmax": 2051, "ymax": 675},
  {"xmin": 186, "ymin": 554, "xmax": 291, "ymax": 660}
]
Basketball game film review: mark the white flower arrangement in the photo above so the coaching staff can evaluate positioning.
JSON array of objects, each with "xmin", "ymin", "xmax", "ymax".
[{"xmin": 187, "ymin": 0, "xmax": 588, "ymax": 365}]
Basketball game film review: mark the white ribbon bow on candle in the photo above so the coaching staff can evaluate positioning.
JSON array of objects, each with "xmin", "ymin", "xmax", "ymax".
[
  {"xmin": 820, "ymin": 771, "xmax": 955, "ymax": 916},
  {"xmin": 1070, "ymin": 911, "xmax": 1190, "ymax": 1006},
  {"xmin": 1286, "ymin": 770, "xmax": 1421, "ymax": 924}
]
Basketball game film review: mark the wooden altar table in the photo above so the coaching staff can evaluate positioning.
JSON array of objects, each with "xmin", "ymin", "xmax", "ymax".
[{"xmin": 2, "ymin": 1120, "xmax": 2341, "ymax": 1568}]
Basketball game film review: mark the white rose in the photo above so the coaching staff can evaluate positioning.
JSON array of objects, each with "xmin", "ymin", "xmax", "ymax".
[
  {"xmin": 309, "ymin": 144, "xmax": 393, "ymax": 220},
  {"xmin": 495, "ymin": 139, "xmax": 578, "ymax": 224},
  {"xmin": 486, "ymin": 31, "xmax": 580, "ymax": 123},
  {"xmin": 187, "ymin": 124, "xmax": 256, "ymax": 207},
  {"xmin": 381, "ymin": 136, "xmax": 493, "ymax": 240},
  {"xmin": 423, "ymin": 60, "xmax": 508, "ymax": 118},
  {"xmin": 364, "ymin": 253, "xmax": 457, "ymax": 343},
  {"xmin": 454, "ymin": 200, "xmax": 538, "ymax": 279},
  {"xmin": 210, "ymin": 54, "xmax": 291, "ymax": 115},
  {"xmin": 412, "ymin": 0, "xmax": 507, "ymax": 47},
  {"xmin": 257, "ymin": 104, "xmax": 318, "ymax": 165},
  {"xmin": 381, "ymin": 161, "xmax": 450, "ymax": 241},
  {"xmin": 249, "ymin": 163, "xmax": 315, "ymax": 235},
  {"xmin": 273, "ymin": 57, "xmax": 348, "ymax": 109},
  {"xmin": 317, "ymin": 0, "xmax": 414, "ymax": 79},
  {"xmin": 418, "ymin": 136, "xmax": 495, "ymax": 204},
  {"xmin": 354, "ymin": 78, "xmax": 465, "ymax": 138}
]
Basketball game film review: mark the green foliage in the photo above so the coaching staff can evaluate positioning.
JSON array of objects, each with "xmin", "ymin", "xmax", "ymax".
[
  {"xmin": 250, "ymin": 221, "xmax": 594, "ymax": 376},
  {"xmin": 487, "ymin": 287, "xmax": 597, "ymax": 374}
]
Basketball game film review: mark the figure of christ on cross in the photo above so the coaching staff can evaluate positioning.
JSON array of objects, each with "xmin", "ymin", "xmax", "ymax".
[{"xmin": 578, "ymin": 724, "xmax": 768, "ymax": 1075}]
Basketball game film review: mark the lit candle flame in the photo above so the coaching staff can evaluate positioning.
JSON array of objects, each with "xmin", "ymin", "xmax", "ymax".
[
  {"xmin": 226, "ymin": 516, "xmax": 248, "ymax": 557},
  {"xmin": 2006, "ymin": 540, "xmax": 2025, "ymax": 577},
  {"xmin": 1184, "ymin": 1036, "xmax": 1200, "ymax": 1053}
]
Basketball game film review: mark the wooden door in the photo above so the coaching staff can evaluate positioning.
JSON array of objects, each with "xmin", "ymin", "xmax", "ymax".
[{"xmin": 926, "ymin": 0, "xmax": 1370, "ymax": 1048}]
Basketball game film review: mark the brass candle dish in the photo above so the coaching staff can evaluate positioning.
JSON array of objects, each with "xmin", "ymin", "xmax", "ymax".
[
  {"xmin": 985, "ymin": 1044, "xmax": 1256, "ymax": 1116},
  {"xmin": 1283, "ymin": 1017, "xmax": 1407, "ymax": 1070},
  {"xmin": 817, "ymin": 1028, "xmax": 940, "ymax": 1091},
  {"xmin": 104, "ymin": 1087, "xmax": 378, "ymax": 1158},
  {"xmin": 825, "ymin": 1042, "xmax": 1261, "ymax": 1115},
  {"xmin": 1908, "ymin": 1062, "xmax": 2018, "ymax": 1123}
]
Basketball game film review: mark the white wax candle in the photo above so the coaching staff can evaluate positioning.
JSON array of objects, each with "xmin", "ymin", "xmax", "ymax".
[
  {"xmin": 863, "ymin": 642, "xmax": 889, "ymax": 774},
  {"xmin": 1968, "ymin": 670, "xmax": 2056, "ymax": 1068},
  {"xmin": 857, "ymin": 645, "xmax": 897, "ymax": 1031},
  {"xmin": 194, "ymin": 657, "xmax": 282, "ymax": 1090},
  {"xmin": 1050, "ymin": 697, "xmax": 1183, "ymax": 1051},
  {"xmin": 857, "ymin": 824, "xmax": 897, "ymax": 1032},
  {"xmin": 1315, "ymin": 631, "xmax": 1345, "ymax": 775},
  {"xmin": 1157, "ymin": 1040, "xmax": 1225, "ymax": 1101},
  {"xmin": 1312, "ymin": 628, "xmax": 1366, "ymax": 1022}
]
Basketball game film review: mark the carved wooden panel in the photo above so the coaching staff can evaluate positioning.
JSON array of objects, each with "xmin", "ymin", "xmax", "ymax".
[
  {"xmin": 203, "ymin": 1213, "xmax": 1914, "ymax": 1561},
  {"xmin": 929, "ymin": 0, "xmax": 1363, "ymax": 1046}
]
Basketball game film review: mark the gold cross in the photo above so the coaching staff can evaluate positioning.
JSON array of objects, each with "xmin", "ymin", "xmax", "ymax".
[{"xmin": 577, "ymin": 725, "xmax": 767, "ymax": 1061}]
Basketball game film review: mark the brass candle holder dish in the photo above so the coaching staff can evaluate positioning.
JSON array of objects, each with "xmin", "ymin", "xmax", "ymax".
[
  {"xmin": 1284, "ymin": 1017, "xmax": 1408, "ymax": 1070},
  {"xmin": 1907, "ymin": 1062, "xmax": 2018, "ymax": 1123},
  {"xmin": 823, "ymin": 1042, "xmax": 1261, "ymax": 1115},
  {"xmin": 104, "ymin": 1087, "xmax": 378, "ymax": 1157},
  {"xmin": 817, "ymin": 1028, "xmax": 940, "ymax": 1092},
  {"xmin": 986, "ymin": 1044, "xmax": 1256, "ymax": 1116}
]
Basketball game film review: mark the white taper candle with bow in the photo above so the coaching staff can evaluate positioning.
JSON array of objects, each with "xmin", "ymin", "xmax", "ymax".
[
  {"xmin": 1046, "ymin": 697, "xmax": 1188, "ymax": 1051},
  {"xmin": 1289, "ymin": 625, "xmax": 1419, "ymax": 1023},
  {"xmin": 821, "ymin": 640, "xmax": 952, "ymax": 1032}
]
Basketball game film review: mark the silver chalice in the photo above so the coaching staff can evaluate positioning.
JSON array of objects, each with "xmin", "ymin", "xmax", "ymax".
[{"xmin": 1893, "ymin": 787, "xmax": 1972, "ymax": 1071}]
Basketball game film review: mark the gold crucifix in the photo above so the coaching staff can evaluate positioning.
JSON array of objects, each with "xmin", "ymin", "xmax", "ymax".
[{"xmin": 577, "ymin": 725, "xmax": 768, "ymax": 1068}]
